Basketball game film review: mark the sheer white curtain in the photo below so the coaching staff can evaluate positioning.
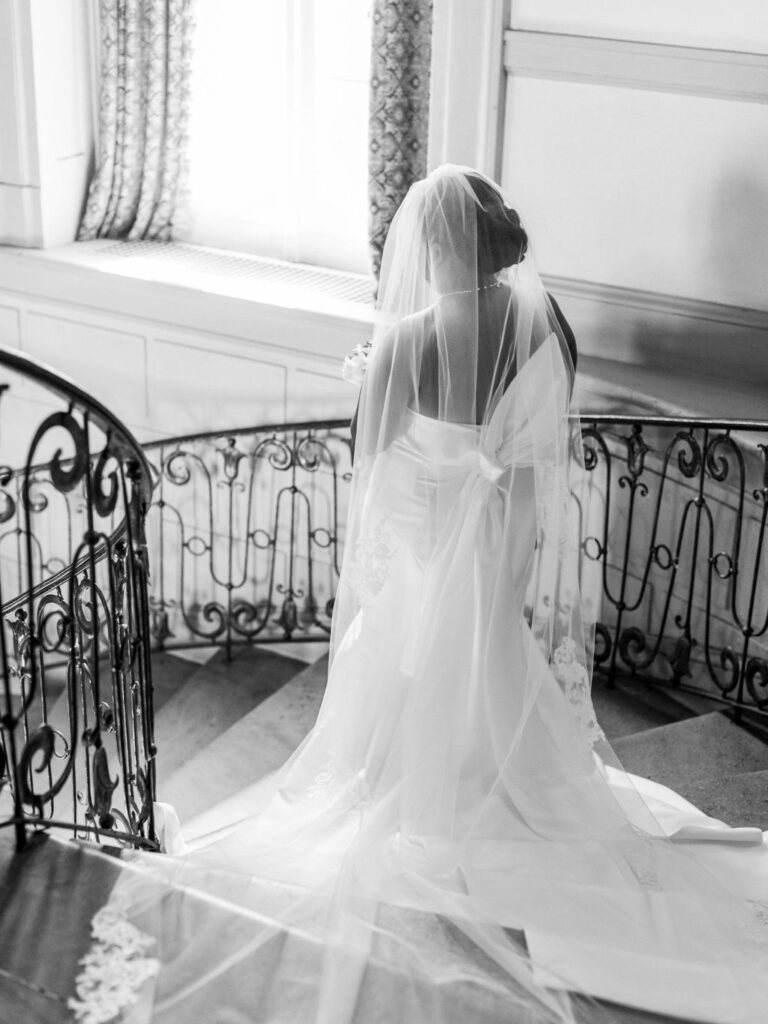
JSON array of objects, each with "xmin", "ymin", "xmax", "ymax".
[{"xmin": 180, "ymin": 0, "xmax": 372, "ymax": 273}]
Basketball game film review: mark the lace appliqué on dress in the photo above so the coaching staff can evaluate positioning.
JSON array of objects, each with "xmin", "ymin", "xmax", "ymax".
[
  {"xmin": 745, "ymin": 900, "xmax": 768, "ymax": 951},
  {"xmin": 537, "ymin": 476, "xmax": 572, "ymax": 554},
  {"xmin": 69, "ymin": 900, "xmax": 160, "ymax": 1024},
  {"xmin": 623, "ymin": 841, "xmax": 664, "ymax": 891},
  {"xmin": 552, "ymin": 637, "xmax": 606, "ymax": 749},
  {"xmin": 304, "ymin": 756, "xmax": 368, "ymax": 807},
  {"xmin": 346, "ymin": 520, "xmax": 397, "ymax": 606}
]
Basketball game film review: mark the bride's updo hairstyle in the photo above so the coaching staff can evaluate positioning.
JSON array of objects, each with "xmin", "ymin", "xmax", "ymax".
[
  {"xmin": 465, "ymin": 172, "xmax": 528, "ymax": 275},
  {"xmin": 416, "ymin": 169, "xmax": 528, "ymax": 291}
]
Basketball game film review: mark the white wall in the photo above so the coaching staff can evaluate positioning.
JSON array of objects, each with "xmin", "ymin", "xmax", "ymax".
[
  {"xmin": 0, "ymin": 0, "xmax": 367, "ymax": 449},
  {"xmin": 496, "ymin": 1, "xmax": 768, "ymax": 381},
  {"xmin": 1, "ymin": 0, "xmax": 765, "ymax": 435},
  {"xmin": 0, "ymin": 249, "xmax": 365, "ymax": 451},
  {"xmin": 0, "ymin": 0, "xmax": 93, "ymax": 247},
  {"xmin": 504, "ymin": 78, "xmax": 768, "ymax": 310}
]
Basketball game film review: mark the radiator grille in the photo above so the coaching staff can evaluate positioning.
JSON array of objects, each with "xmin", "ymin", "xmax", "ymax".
[{"xmin": 99, "ymin": 241, "xmax": 374, "ymax": 306}]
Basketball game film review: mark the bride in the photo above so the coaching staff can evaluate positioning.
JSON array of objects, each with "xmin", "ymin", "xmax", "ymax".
[{"xmin": 95, "ymin": 166, "xmax": 768, "ymax": 1024}]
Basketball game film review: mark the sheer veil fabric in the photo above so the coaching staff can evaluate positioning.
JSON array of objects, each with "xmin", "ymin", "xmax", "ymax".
[{"xmin": 106, "ymin": 167, "xmax": 768, "ymax": 1024}]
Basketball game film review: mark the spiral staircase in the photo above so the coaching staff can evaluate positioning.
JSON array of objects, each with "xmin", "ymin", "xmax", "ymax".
[{"xmin": 1, "ymin": 344, "xmax": 767, "ymax": 1024}]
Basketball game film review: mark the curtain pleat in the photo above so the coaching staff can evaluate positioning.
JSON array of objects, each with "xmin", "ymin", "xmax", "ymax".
[
  {"xmin": 368, "ymin": 0, "xmax": 434, "ymax": 280},
  {"xmin": 78, "ymin": 0, "xmax": 194, "ymax": 242}
]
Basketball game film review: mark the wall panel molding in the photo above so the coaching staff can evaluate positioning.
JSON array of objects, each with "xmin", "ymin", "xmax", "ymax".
[
  {"xmin": 0, "ymin": 249, "xmax": 765, "ymax": 437},
  {"xmin": 544, "ymin": 273, "xmax": 768, "ymax": 332},
  {"xmin": 544, "ymin": 272, "xmax": 768, "ymax": 394},
  {"xmin": 504, "ymin": 30, "xmax": 768, "ymax": 103},
  {"xmin": 0, "ymin": 247, "xmax": 366, "ymax": 439}
]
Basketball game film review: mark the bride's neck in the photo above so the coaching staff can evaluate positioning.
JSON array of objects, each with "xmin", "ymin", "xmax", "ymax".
[{"xmin": 440, "ymin": 279, "xmax": 502, "ymax": 299}]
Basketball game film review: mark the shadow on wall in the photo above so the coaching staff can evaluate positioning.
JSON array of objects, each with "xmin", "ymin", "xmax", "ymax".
[
  {"xmin": 708, "ymin": 168, "xmax": 768, "ymax": 311},
  {"xmin": 566, "ymin": 164, "xmax": 768, "ymax": 414},
  {"xmin": 629, "ymin": 165, "xmax": 768, "ymax": 386}
]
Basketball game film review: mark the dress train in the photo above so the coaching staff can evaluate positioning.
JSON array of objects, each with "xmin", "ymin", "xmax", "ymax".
[{"xmin": 89, "ymin": 339, "xmax": 768, "ymax": 1024}]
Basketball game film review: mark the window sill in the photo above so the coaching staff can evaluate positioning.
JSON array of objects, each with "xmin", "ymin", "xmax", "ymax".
[
  {"xmin": 0, "ymin": 241, "xmax": 763, "ymax": 425},
  {"xmin": 0, "ymin": 240, "xmax": 375, "ymax": 361}
]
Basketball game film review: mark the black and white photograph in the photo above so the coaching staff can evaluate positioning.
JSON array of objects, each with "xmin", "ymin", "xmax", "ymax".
[{"xmin": 0, "ymin": 2, "xmax": 767, "ymax": 1022}]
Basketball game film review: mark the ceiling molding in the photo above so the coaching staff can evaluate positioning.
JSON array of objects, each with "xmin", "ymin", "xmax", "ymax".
[{"xmin": 504, "ymin": 30, "xmax": 768, "ymax": 104}]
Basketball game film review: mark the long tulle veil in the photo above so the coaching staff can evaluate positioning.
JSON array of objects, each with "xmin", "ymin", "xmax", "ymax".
[{"xmin": 90, "ymin": 167, "xmax": 767, "ymax": 1024}]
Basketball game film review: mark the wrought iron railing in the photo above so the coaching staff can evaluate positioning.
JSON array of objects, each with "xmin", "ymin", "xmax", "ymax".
[
  {"xmin": 144, "ymin": 415, "xmax": 768, "ymax": 720},
  {"xmin": 5, "ymin": 347, "xmax": 763, "ymax": 856},
  {"xmin": 144, "ymin": 422, "xmax": 350, "ymax": 658},
  {"xmin": 579, "ymin": 416, "xmax": 768, "ymax": 719},
  {"xmin": 0, "ymin": 346, "xmax": 158, "ymax": 851}
]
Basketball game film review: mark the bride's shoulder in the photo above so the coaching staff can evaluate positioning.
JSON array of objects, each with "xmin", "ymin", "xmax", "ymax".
[
  {"xmin": 393, "ymin": 306, "xmax": 436, "ymax": 345},
  {"xmin": 375, "ymin": 306, "xmax": 437, "ymax": 364}
]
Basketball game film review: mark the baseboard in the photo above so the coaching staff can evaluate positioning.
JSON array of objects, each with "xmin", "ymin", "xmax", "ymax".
[{"xmin": 544, "ymin": 273, "xmax": 768, "ymax": 391}]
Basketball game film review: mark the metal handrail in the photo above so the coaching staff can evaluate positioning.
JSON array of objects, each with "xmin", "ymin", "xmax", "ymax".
[
  {"xmin": 0, "ymin": 344, "xmax": 153, "ymax": 504},
  {"xmin": 0, "ymin": 345, "xmax": 155, "ymax": 624},
  {"xmin": 143, "ymin": 412, "xmax": 768, "ymax": 722},
  {"xmin": 145, "ymin": 413, "xmax": 768, "ymax": 454},
  {"xmin": 142, "ymin": 417, "xmax": 352, "ymax": 452},
  {"xmin": 578, "ymin": 413, "xmax": 768, "ymax": 430},
  {"xmin": 0, "ymin": 345, "xmax": 158, "ymax": 851}
]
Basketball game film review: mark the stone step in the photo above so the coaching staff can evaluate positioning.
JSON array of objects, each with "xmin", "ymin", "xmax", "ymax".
[
  {"xmin": 150, "ymin": 649, "xmax": 210, "ymax": 712},
  {"xmin": 1, "ymin": 646, "xmax": 316, "ymax": 839},
  {"xmin": 177, "ymin": 654, "xmax": 328, "ymax": 837},
  {"xmin": 0, "ymin": 831, "xmax": 123, "ymax": 1021},
  {"xmin": 673, "ymin": 768, "xmax": 768, "ymax": 831},
  {"xmin": 154, "ymin": 646, "xmax": 307, "ymax": 782},
  {"xmin": 613, "ymin": 710, "xmax": 768, "ymax": 781},
  {"xmin": 0, "ymin": 818, "xmax": 701, "ymax": 1024},
  {"xmin": 613, "ymin": 710, "xmax": 768, "ymax": 829},
  {"xmin": 591, "ymin": 675, "xmax": 697, "ymax": 741}
]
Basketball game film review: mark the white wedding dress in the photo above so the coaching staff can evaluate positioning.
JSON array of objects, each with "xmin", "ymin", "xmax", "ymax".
[
  {"xmin": 80, "ymin": 169, "xmax": 768, "ymax": 1024},
  {"xmin": 92, "ymin": 334, "xmax": 768, "ymax": 1024}
]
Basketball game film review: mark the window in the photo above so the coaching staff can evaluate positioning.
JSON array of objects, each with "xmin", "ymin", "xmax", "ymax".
[{"xmin": 180, "ymin": 0, "xmax": 372, "ymax": 274}]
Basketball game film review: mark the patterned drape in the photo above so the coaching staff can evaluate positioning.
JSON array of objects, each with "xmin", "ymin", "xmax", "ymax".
[
  {"xmin": 368, "ymin": 0, "xmax": 433, "ymax": 280},
  {"xmin": 78, "ymin": 0, "xmax": 194, "ymax": 242}
]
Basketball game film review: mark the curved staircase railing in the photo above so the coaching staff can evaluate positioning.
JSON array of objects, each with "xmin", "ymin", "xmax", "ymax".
[
  {"xmin": 579, "ymin": 415, "xmax": 768, "ymax": 718},
  {"xmin": 144, "ymin": 414, "xmax": 768, "ymax": 721},
  {"xmin": 4, "ymin": 356, "xmax": 765, "ymax": 856},
  {"xmin": 143, "ymin": 420, "xmax": 350, "ymax": 658},
  {"xmin": 0, "ymin": 345, "xmax": 158, "ymax": 851}
]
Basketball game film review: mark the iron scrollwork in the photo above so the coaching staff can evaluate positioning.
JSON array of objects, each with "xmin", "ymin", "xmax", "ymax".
[
  {"xmin": 1, "ymin": 348, "xmax": 157, "ymax": 851},
  {"xmin": 4, "ymin": 363, "xmax": 766, "ymax": 859},
  {"xmin": 146, "ymin": 413, "xmax": 768, "ymax": 726},
  {"xmin": 579, "ymin": 417, "xmax": 768, "ymax": 718},
  {"xmin": 144, "ymin": 422, "xmax": 350, "ymax": 659}
]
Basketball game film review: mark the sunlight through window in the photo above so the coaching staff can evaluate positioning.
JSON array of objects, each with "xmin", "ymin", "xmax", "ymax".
[{"xmin": 182, "ymin": 0, "xmax": 371, "ymax": 273}]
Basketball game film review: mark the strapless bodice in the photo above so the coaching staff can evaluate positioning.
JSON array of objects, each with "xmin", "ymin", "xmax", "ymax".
[{"xmin": 397, "ymin": 334, "xmax": 569, "ymax": 479}]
